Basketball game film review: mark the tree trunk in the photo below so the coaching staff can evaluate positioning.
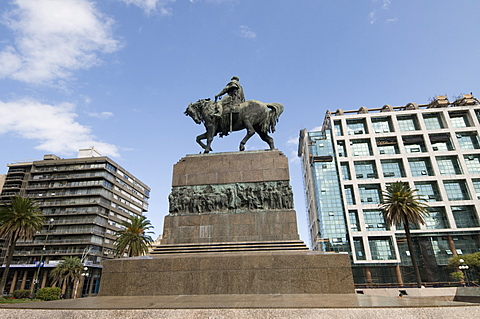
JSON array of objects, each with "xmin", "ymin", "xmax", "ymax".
[
  {"xmin": 404, "ymin": 219, "xmax": 422, "ymax": 288},
  {"xmin": 0, "ymin": 236, "xmax": 16, "ymax": 295}
]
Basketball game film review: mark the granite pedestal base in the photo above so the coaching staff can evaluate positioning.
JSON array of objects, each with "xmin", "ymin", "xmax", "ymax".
[{"xmin": 99, "ymin": 251, "xmax": 354, "ymax": 296}]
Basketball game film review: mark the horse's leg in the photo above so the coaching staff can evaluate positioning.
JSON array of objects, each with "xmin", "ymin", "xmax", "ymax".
[
  {"xmin": 257, "ymin": 129, "xmax": 275, "ymax": 150},
  {"xmin": 239, "ymin": 121, "xmax": 255, "ymax": 151},
  {"xmin": 204, "ymin": 125, "xmax": 217, "ymax": 153},
  {"xmin": 196, "ymin": 132, "xmax": 209, "ymax": 153}
]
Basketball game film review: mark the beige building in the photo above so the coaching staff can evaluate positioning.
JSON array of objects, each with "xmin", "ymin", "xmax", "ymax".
[{"xmin": 0, "ymin": 148, "xmax": 150, "ymax": 296}]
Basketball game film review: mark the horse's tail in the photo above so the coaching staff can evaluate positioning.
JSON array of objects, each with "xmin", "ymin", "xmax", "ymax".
[{"xmin": 262, "ymin": 103, "xmax": 284, "ymax": 133}]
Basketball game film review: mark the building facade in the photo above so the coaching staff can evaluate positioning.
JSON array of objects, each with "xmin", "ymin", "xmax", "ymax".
[
  {"xmin": 0, "ymin": 148, "xmax": 150, "ymax": 295},
  {"xmin": 298, "ymin": 94, "xmax": 480, "ymax": 286}
]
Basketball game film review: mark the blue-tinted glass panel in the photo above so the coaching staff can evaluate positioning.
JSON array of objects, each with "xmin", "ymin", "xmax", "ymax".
[
  {"xmin": 436, "ymin": 156, "xmax": 462, "ymax": 175},
  {"xmin": 456, "ymin": 132, "xmax": 480, "ymax": 149},
  {"xmin": 358, "ymin": 184, "xmax": 381, "ymax": 204},
  {"xmin": 372, "ymin": 116, "xmax": 393, "ymax": 133},
  {"xmin": 354, "ymin": 161, "xmax": 377, "ymax": 179},
  {"xmin": 414, "ymin": 181, "xmax": 442, "ymax": 202},
  {"xmin": 452, "ymin": 206, "xmax": 479, "ymax": 228},
  {"xmin": 349, "ymin": 210, "xmax": 360, "ymax": 231},
  {"xmin": 369, "ymin": 237, "xmax": 396, "ymax": 260},
  {"xmin": 464, "ymin": 155, "xmax": 480, "ymax": 174},
  {"xmin": 449, "ymin": 112, "xmax": 471, "ymax": 128},
  {"xmin": 403, "ymin": 135, "xmax": 426, "ymax": 153},
  {"xmin": 430, "ymin": 134, "xmax": 454, "ymax": 151},
  {"xmin": 397, "ymin": 115, "xmax": 419, "ymax": 131},
  {"xmin": 337, "ymin": 141, "xmax": 347, "ymax": 157},
  {"xmin": 351, "ymin": 139, "xmax": 373, "ymax": 156},
  {"xmin": 443, "ymin": 180, "xmax": 470, "ymax": 201},
  {"xmin": 346, "ymin": 118, "xmax": 368, "ymax": 135},
  {"xmin": 408, "ymin": 157, "xmax": 434, "ymax": 176},
  {"xmin": 376, "ymin": 137, "xmax": 399, "ymax": 155},
  {"xmin": 363, "ymin": 209, "xmax": 388, "ymax": 231},
  {"xmin": 334, "ymin": 120, "xmax": 343, "ymax": 136},
  {"xmin": 344, "ymin": 185, "xmax": 355, "ymax": 205},
  {"xmin": 423, "ymin": 113, "xmax": 445, "ymax": 129},
  {"xmin": 353, "ymin": 237, "xmax": 366, "ymax": 260},
  {"xmin": 425, "ymin": 207, "xmax": 449, "ymax": 229},
  {"xmin": 341, "ymin": 162, "xmax": 351, "ymax": 180},
  {"xmin": 381, "ymin": 159, "xmax": 406, "ymax": 178}
]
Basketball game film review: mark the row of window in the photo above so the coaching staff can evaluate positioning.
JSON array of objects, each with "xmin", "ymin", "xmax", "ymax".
[
  {"xmin": 334, "ymin": 109, "xmax": 480, "ymax": 136},
  {"xmin": 344, "ymin": 180, "xmax": 480, "ymax": 205},
  {"xmin": 335, "ymin": 131, "xmax": 480, "ymax": 157},
  {"xmin": 338, "ymin": 155, "xmax": 480, "ymax": 180}
]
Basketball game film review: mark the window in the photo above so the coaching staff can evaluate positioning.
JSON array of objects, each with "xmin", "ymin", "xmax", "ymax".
[
  {"xmin": 443, "ymin": 180, "xmax": 470, "ymax": 201},
  {"xmin": 436, "ymin": 156, "xmax": 462, "ymax": 175},
  {"xmin": 337, "ymin": 141, "xmax": 347, "ymax": 157},
  {"xmin": 354, "ymin": 161, "xmax": 377, "ymax": 179},
  {"xmin": 403, "ymin": 135, "xmax": 426, "ymax": 153},
  {"xmin": 452, "ymin": 206, "xmax": 479, "ymax": 228},
  {"xmin": 358, "ymin": 184, "xmax": 381, "ymax": 204},
  {"xmin": 408, "ymin": 157, "xmax": 434, "ymax": 176},
  {"xmin": 369, "ymin": 237, "xmax": 396, "ymax": 260},
  {"xmin": 349, "ymin": 210, "xmax": 360, "ymax": 231},
  {"xmin": 456, "ymin": 132, "xmax": 480, "ymax": 150},
  {"xmin": 372, "ymin": 116, "xmax": 393, "ymax": 133},
  {"xmin": 351, "ymin": 139, "xmax": 373, "ymax": 156},
  {"xmin": 381, "ymin": 159, "xmax": 406, "ymax": 178},
  {"xmin": 376, "ymin": 137, "xmax": 399, "ymax": 155},
  {"xmin": 344, "ymin": 186, "xmax": 356, "ymax": 205},
  {"xmin": 334, "ymin": 120, "xmax": 343, "ymax": 136},
  {"xmin": 397, "ymin": 115, "xmax": 419, "ymax": 131},
  {"xmin": 464, "ymin": 155, "xmax": 480, "ymax": 174},
  {"xmin": 341, "ymin": 162, "xmax": 351, "ymax": 180},
  {"xmin": 415, "ymin": 181, "xmax": 442, "ymax": 202},
  {"xmin": 449, "ymin": 112, "xmax": 471, "ymax": 128},
  {"xmin": 353, "ymin": 237, "xmax": 366, "ymax": 260},
  {"xmin": 429, "ymin": 134, "xmax": 454, "ymax": 151},
  {"xmin": 347, "ymin": 118, "xmax": 368, "ymax": 135},
  {"xmin": 363, "ymin": 209, "xmax": 388, "ymax": 231},
  {"xmin": 424, "ymin": 207, "xmax": 449, "ymax": 229},
  {"xmin": 423, "ymin": 113, "xmax": 445, "ymax": 129}
]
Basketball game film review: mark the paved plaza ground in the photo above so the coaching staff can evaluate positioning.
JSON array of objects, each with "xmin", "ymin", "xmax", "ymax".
[{"xmin": 1, "ymin": 293, "xmax": 479, "ymax": 319}]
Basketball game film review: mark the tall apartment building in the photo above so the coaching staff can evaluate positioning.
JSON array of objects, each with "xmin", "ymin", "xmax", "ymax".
[
  {"xmin": 0, "ymin": 148, "xmax": 150, "ymax": 295},
  {"xmin": 298, "ymin": 94, "xmax": 480, "ymax": 286}
]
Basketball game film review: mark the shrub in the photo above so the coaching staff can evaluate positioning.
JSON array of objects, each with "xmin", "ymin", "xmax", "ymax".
[
  {"xmin": 450, "ymin": 271, "xmax": 465, "ymax": 281},
  {"xmin": 12, "ymin": 289, "xmax": 31, "ymax": 299},
  {"xmin": 36, "ymin": 287, "xmax": 61, "ymax": 301}
]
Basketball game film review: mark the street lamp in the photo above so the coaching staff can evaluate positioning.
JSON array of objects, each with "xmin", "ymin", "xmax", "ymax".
[
  {"xmin": 32, "ymin": 218, "xmax": 54, "ymax": 293},
  {"xmin": 459, "ymin": 259, "xmax": 470, "ymax": 287},
  {"xmin": 81, "ymin": 267, "xmax": 90, "ymax": 297}
]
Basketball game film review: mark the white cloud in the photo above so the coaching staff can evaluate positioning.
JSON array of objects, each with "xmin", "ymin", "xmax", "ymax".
[
  {"xmin": 286, "ymin": 136, "xmax": 298, "ymax": 146},
  {"xmin": 236, "ymin": 25, "xmax": 256, "ymax": 39},
  {"xmin": 0, "ymin": 99, "xmax": 119, "ymax": 157},
  {"xmin": 118, "ymin": 0, "xmax": 175, "ymax": 15},
  {"xmin": 369, "ymin": 0, "xmax": 395, "ymax": 24},
  {"xmin": 0, "ymin": 0, "xmax": 120, "ymax": 85},
  {"xmin": 87, "ymin": 111, "xmax": 114, "ymax": 119}
]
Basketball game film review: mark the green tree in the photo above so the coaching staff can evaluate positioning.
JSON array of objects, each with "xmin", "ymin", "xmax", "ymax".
[
  {"xmin": 379, "ymin": 181, "xmax": 430, "ymax": 287},
  {"xmin": 114, "ymin": 215, "xmax": 154, "ymax": 257},
  {"xmin": 0, "ymin": 196, "xmax": 44, "ymax": 295},
  {"xmin": 50, "ymin": 256, "xmax": 83, "ymax": 299},
  {"xmin": 448, "ymin": 252, "xmax": 480, "ymax": 283}
]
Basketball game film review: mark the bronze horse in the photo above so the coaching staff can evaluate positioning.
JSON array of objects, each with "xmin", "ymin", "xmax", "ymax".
[{"xmin": 185, "ymin": 99, "xmax": 284, "ymax": 153}]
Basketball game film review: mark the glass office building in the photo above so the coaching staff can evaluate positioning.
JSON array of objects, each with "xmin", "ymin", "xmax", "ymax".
[{"xmin": 298, "ymin": 94, "xmax": 480, "ymax": 285}]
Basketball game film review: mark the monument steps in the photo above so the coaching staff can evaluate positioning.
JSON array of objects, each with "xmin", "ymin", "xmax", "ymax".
[{"xmin": 150, "ymin": 240, "xmax": 308, "ymax": 254}]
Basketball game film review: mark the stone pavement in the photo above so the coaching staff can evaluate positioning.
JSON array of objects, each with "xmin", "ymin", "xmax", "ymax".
[{"xmin": 1, "ymin": 294, "xmax": 479, "ymax": 318}]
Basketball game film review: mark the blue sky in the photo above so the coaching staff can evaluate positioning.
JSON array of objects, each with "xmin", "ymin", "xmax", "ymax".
[{"xmin": 0, "ymin": 0, "xmax": 479, "ymax": 246}]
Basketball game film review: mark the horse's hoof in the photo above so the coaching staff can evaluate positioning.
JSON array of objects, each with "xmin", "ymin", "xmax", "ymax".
[{"xmin": 239, "ymin": 145, "xmax": 245, "ymax": 151}]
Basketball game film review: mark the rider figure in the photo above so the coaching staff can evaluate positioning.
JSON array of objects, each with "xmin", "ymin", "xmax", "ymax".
[{"xmin": 214, "ymin": 76, "xmax": 245, "ymax": 135}]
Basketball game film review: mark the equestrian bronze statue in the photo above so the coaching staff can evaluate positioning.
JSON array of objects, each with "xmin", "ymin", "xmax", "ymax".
[{"xmin": 185, "ymin": 98, "xmax": 284, "ymax": 154}]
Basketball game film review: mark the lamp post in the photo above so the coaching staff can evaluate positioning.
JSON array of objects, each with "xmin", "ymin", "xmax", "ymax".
[
  {"xmin": 459, "ymin": 259, "xmax": 470, "ymax": 287},
  {"xmin": 81, "ymin": 267, "xmax": 90, "ymax": 297},
  {"xmin": 32, "ymin": 218, "xmax": 54, "ymax": 293}
]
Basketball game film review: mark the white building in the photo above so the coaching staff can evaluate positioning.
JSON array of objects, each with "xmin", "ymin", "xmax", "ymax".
[{"xmin": 298, "ymin": 94, "xmax": 480, "ymax": 285}]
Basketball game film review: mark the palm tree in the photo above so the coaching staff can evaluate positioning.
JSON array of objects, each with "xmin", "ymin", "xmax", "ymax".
[
  {"xmin": 0, "ymin": 196, "xmax": 44, "ymax": 295},
  {"xmin": 50, "ymin": 256, "xmax": 83, "ymax": 298},
  {"xmin": 114, "ymin": 215, "xmax": 154, "ymax": 257},
  {"xmin": 379, "ymin": 181, "xmax": 430, "ymax": 288}
]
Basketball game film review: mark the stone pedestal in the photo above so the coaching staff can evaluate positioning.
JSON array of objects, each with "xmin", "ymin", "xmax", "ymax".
[{"xmin": 99, "ymin": 150, "xmax": 354, "ymax": 296}]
